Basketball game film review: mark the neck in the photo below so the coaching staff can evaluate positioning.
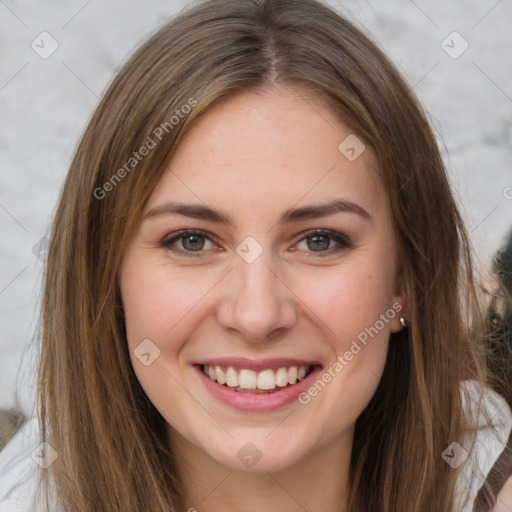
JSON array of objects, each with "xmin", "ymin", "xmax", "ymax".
[{"xmin": 168, "ymin": 427, "xmax": 353, "ymax": 512}]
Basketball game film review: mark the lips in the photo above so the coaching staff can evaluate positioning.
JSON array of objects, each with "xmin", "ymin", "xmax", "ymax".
[{"xmin": 193, "ymin": 358, "xmax": 322, "ymax": 412}]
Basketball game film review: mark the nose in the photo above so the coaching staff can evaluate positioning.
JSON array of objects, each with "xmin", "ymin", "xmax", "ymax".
[{"xmin": 216, "ymin": 249, "xmax": 298, "ymax": 343}]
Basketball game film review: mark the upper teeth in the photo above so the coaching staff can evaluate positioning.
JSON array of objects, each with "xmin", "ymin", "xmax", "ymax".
[{"xmin": 203, "ymin": 365, "xmax": 310, "ymax": 391}]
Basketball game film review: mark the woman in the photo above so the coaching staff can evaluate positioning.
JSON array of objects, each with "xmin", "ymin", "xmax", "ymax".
[{"xmin": 0, "ymin": 0, "xmax": 511, "ymax": 510}]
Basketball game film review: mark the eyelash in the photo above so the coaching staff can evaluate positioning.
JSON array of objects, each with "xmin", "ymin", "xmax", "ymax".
[{"xmin": 160, "ymin": 229, "xmax": 353, "ymax": 258}]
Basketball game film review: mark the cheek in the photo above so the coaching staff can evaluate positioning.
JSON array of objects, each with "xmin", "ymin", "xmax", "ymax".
[
  {"xmin": 121, "ymin": 262, "xmax": 218, "ymax": 350},
  {"xmin": 308, "ymin": 268, "xmax": 391, "ymax": 371},
  {"xmin": 292, "ymin": 254, "xmax": 394, "ymax": 423},
  {"xmin": 119, "ymin": 262, "xmax": 209, "ymax": 436},
  {"xmin": 296, "ymin": 255, "xmax": 396, "ymax": 346}
]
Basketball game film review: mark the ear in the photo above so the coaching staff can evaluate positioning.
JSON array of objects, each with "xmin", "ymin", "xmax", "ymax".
[{"xmin": 389, "ymin": 268, "xmax": 411, "ymax": 334}]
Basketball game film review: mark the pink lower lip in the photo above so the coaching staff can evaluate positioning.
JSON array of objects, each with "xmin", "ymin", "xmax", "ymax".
[{"xmin": 195, "ymin": 365, "xmax": 322, "ymax": 412}]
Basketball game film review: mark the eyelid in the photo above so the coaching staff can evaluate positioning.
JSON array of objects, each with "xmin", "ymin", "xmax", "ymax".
[
  {"xmin": 161, "ymin": 229, "xmax": 221, "ymax": 257},
  {"xmin": 161, "ymin": 228, "xmax": 352, "ymax": 257},
  {"xmin": 291, "ymin": 229, "xmax": 353, "ymax": 256}
]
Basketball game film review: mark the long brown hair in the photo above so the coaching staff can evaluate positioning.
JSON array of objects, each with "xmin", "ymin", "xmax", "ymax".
[{"xmin": 36, "ymin": 0, "xmax": 502, "ymax": 510}]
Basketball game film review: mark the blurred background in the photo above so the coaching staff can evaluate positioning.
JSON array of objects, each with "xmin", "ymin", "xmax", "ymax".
[{"xmin": 0, "ymin": 0, "xmax": 511, "ymax": 417}]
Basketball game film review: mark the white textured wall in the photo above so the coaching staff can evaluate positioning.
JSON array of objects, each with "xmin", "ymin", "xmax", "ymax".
[{"xmin": 0, "ymin": 0, "xmax": 511, "ymax": 413}]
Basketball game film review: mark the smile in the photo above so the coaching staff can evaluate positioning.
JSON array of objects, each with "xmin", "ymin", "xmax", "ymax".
[
  {"xmin": 194, "ymin": 357, "xmax": 322, "ymax": 411},
  {"xmin": 202, "ymin": 364, "xmax": 312, "ymax": 393}
]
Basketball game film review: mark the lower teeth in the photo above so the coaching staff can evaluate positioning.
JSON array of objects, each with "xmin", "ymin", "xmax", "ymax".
[{"xmin": 225, "ymin": 384, "xmax": 292, "ymax": 394}]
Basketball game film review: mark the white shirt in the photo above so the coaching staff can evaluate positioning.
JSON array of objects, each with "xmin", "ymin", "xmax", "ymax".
[
  {"xmin": 0, "ymin": 380, "xmax": 511, "ymax": 511},
  {"xmin": 0, "ymin": 416, "xmax": 48, "ymax": 512}
]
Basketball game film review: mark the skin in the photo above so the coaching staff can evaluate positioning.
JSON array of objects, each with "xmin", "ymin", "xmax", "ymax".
[
  {"xmin": 118, "ymin": 84, "xmax": 409, "ymax": 512},
  {"xmin": 495, "ymin": 477, "xmax": 512, "ymax": 512}
]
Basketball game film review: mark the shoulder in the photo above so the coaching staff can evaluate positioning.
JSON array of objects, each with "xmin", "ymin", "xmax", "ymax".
[
  {"xmin": 494, "ymin": 476, "xmax": 512, "ymax": 511},
  {"xmin": 456, "ymin": 380, "xmax": 512, "ymax": 512},
  {"xmin": 0, "ymin": 415, "xmax": 47, "ymax": 511}
]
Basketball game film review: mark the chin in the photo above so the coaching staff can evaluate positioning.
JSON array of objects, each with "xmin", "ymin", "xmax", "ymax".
[{"xmin": 204, "ymin": 435, "xmax": 312, "ymax": 473}]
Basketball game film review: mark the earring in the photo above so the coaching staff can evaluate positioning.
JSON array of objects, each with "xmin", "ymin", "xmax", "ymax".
[{"xmin": 400, "ymin": 316, "xmax": 408, "ymax": 328}]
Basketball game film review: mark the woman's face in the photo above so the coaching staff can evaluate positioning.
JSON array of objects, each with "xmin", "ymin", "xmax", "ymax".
[{"xmin": 119, "ymin": 85, "xmax": 408, "ymax": 473}]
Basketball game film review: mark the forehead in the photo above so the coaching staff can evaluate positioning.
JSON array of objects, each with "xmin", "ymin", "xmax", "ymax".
[{"xmin": 146, "ymin": 85, "xmax": 386, "ymax": 221}]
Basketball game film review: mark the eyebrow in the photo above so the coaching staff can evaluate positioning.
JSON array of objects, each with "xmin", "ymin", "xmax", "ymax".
[{"xmin": 143, "ymin": 198, "xmax": 372, "ymax": 225}]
